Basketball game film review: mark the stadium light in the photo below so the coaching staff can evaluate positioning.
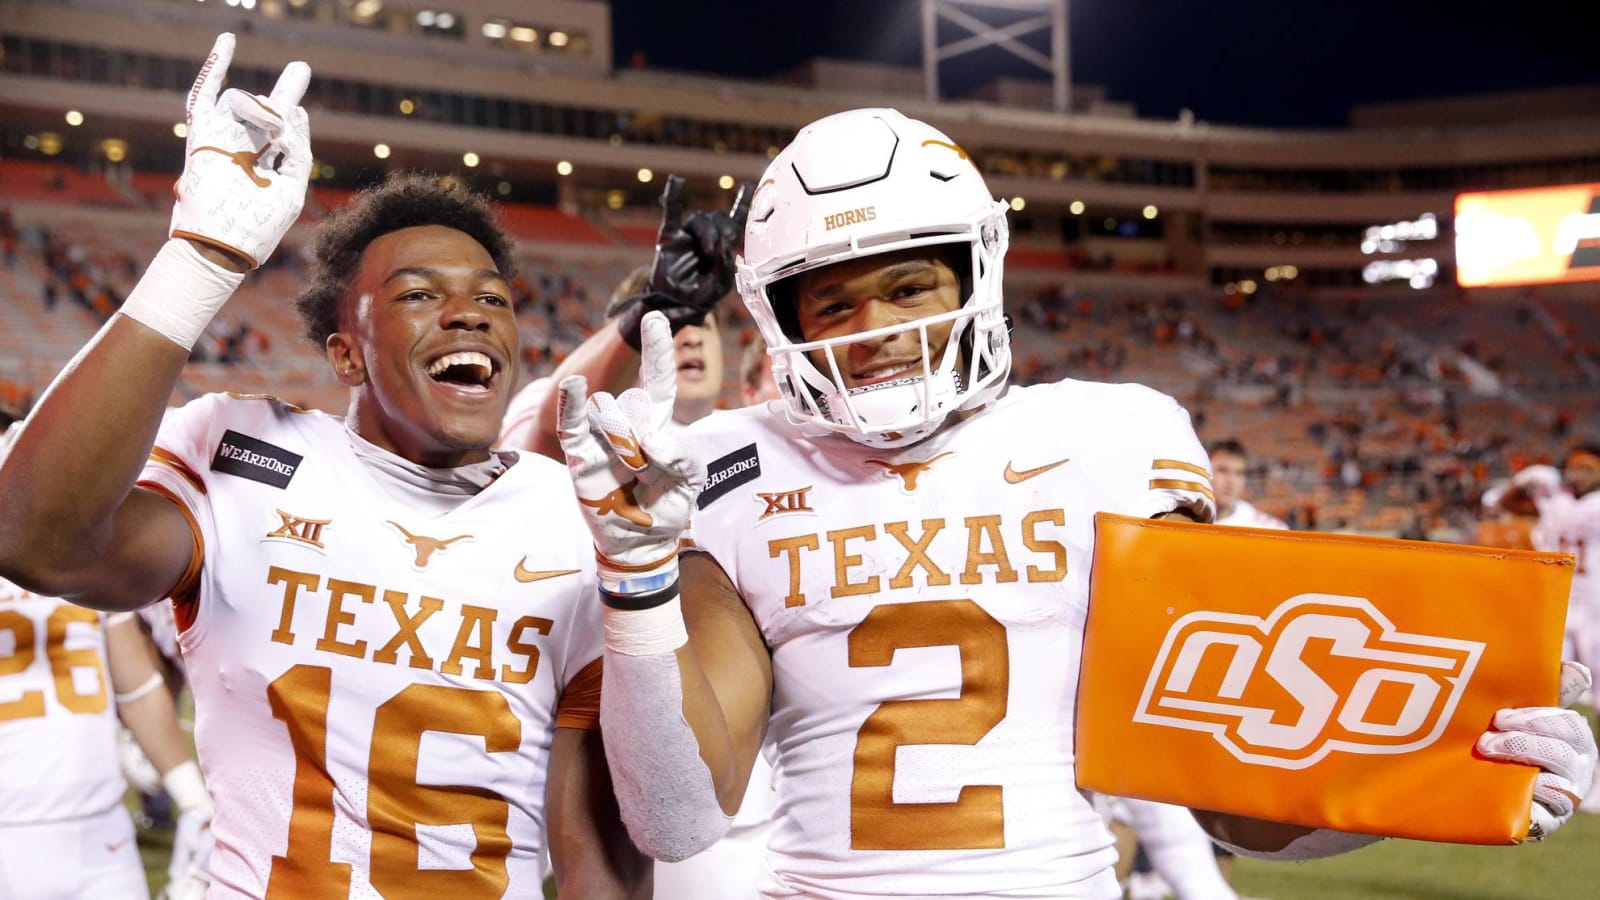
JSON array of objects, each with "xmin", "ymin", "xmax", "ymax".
[
  {"xmin": 101, "ymin": 139, "xmax": 127, "ymax": 163},
  {"xmin": 550, "ymin": 31, "xmax": 570, "ymax": 48},
  {"xmin": 416, "ymin": 10, "xmax": 435, "ymax": 26},
  {"xmin": 241, "ymin": 0, "xmax": 256, "ymax": 9},
  {"xmin": 373, "ymin": 143, "xmax": 391, "ymax": 159},
  {"xmin": 637, "ymin": 168, "xmax": 653, "ymax": 184},
  {"xmin": 510, "ymin": 26, "xmax": 537, "ymax": 43},
  {"xmin": 556, "ymin": 160, "xmax": 573, "ymax": 176},
  {"xmin": 1069, "ymin": 200, "xmax": 1085, "ymax": 215},
  {"xmin": 436, "ymin": 12, "xmax": 454, "ymax": 28},
  {"xmin": 482, "ymin": 22, "xmax": 508, "ymax": 39},
  {"xmin": 1142, "ymin": 205, "xmax": 1159, "ymax": 220},
  {"xmin": 718, "ymin": 175, "xmax": 734, "ymax": 190},
  {"xmin": 65, "ymin": 110, "xmax": 84, "ymax": 126},
  {"xmin": 172, "ymin": 122, "xmax": 187, "ymax": 138},
  {"xmin": 1239, "ymin": 279, "xmax": 1258, "ymax": 295},
  {"xmin": 497, "ymin": 181, "xmax": 511, "ymax": 196},
  {"xmin": 399, "ymin": 98, "xmax": 415, "ymax": 115},
  {"xmin": 1009, "ymin": 197, "xmax": 1026, "ymax": 212},
  {"xmin": 606, "ymin": 190, "xmax": 625, "ymax": 210},
  {"xmin": 462, "ymin": 152, "xmax": 480, "ymax": 167}
]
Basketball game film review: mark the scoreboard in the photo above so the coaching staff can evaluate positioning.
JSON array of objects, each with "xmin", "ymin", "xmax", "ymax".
[{"xmin": 1455, "ymin": 183, "xmax": 1600, "ymax": 287}]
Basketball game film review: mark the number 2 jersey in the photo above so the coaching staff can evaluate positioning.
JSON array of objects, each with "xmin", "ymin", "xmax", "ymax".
[
  {"xmin": 0, "ymin": 580, "xmax": 119, "ymax": 825},
  {"xmin": 683, "ymin": 378, "xmax": 1215, "ymax": 899},
  {"xmin": 138, "ymin": 393, "xmax": 605, "ymax": 899}
]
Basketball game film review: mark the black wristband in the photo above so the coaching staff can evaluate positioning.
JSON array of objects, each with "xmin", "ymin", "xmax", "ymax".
[{"xmin": 599, "ymin": 580, "xmax": 681, "ymax": 611}]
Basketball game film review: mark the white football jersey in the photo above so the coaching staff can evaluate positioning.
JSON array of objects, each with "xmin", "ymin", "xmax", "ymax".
[
  {"xmin": 498, "ymin": 375, "xmax": 553, "ymax": 451},
  {"xmin": 139, "ymin": 394, "xmax": 605, "ymax": 899},
  {"xmin": 1215, "ymin": 499, "xmax": 1288, "ymax": 530},
  {"xmin": 684, "ymin": 379, "xmax": 1214, "ymax": 899},
  {"xmin": 1533, "ymin": 490, "xmax": 1600, "ymax": 622},
  {"xmin": 0, "ymin": 579, "xmax": 122, "ymax": 825}
]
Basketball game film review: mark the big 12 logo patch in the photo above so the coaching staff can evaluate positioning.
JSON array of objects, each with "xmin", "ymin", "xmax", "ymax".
[{"xmin": 1133, "ymin": 594, "xmax": 1485, "ymax": 769}]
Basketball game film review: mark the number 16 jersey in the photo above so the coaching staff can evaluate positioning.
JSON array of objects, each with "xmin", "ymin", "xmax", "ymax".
[{"xmin": 139, "ymin": 394, "xmax": 604, "ymax": 899}]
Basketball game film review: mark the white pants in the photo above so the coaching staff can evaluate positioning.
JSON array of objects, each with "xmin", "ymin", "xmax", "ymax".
[{"xmin": 0, "ymin": 804, "xmax": 149, "ymax": 899}]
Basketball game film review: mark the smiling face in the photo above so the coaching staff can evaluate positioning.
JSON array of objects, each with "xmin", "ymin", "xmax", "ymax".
[
  {"xmin": 326, "ymin": 225, "xmax": 516, "ymax": 467},
  {"xmin": 790, "ymin": 247, "xmax": 964, "ymax": 389}
]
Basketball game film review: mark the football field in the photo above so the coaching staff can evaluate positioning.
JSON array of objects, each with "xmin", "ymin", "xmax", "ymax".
[{"xmin": 136, "ymin": 812, "xmax": 1600, "ymax": 898}]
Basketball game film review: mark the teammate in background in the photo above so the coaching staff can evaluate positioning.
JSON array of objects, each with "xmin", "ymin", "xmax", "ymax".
[
  {"xmin": 1518, "ymin": 447, "xmax": 1600, "ymax": 811},
  {"xmin": 556, "ymin": 108, "xmax": 1596, "ymax": 898},
  {"xmin": 500, "ymin": 179, "xmax": 777, "ymax": 900},
  {"xmin": 0, "ymin": 33, "xmax": 644, "ymax": 897},
  {"xmin": 499, "ymin": 265, "xmax": 725, "ymax": 453},
  {"xmin": 2, "ymin": 421, "xmax": 211, "ymax": 899},
  {"xmin": 507, "ymin": 176, "xmax": 747, "ymax": 463},
  {"xmin": 1209, "ymin": 439, "xmax": 1288, "ymax": 530},
  {"xmin": 739, "ymin": 335, "xmax": 782, "ymax": 407},
  {"xmin": 0, "ymin": 576, "xmax": 212, "ymax": 900}
]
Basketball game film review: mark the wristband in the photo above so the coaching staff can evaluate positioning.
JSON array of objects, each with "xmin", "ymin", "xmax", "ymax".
[
  {"xmin": 604, "ymin": 596, "xmax": 690, "ymax": 656},
  {"xmin": 161, "ymin": 759, "xmax": 212, "ymax": 815},
  {"xmin": 118, "ymin": 239, "xmax": 245, "ymax": 350},
  {"xmin": 115, "ymin": 672, "xmax": 166, "ymax": 705}
]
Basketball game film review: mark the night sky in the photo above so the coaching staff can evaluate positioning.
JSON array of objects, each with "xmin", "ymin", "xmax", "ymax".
[{"xmin": 609, "ymin": 0, "xmax": 1600, "ymax": 128}]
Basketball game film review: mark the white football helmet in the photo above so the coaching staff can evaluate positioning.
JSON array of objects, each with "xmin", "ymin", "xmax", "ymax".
[{"xmin": 736, "ymin": 108, "xmax": 1011, "ymax": 449}]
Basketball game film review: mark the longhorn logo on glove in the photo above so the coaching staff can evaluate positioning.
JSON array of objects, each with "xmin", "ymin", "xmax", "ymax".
[{"xmin": 1133, "ymin": 593, "xmax": 1485, "ymax": 770}]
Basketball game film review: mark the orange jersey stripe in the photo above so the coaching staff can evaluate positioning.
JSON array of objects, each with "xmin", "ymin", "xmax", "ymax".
[
  {"xmin": 1149, "ymin": 478, "xmax": 1216, "ymax": 502},
  {"xmin": 148, "ymin": 447, "xmax": 207, "ymax": 495},
  {"xmin": 555, "ymin": 657, "xmax": 603, "ymax": 731}
]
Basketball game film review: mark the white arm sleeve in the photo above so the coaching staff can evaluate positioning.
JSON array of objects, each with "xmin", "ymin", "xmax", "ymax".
[
  {"xmin": 600, "ymin": 645, "xmax": 734, "ymax": 862},
  {"xmin": 1210, "ymin": 827, "xmax": 1381, "ymax": 861}
]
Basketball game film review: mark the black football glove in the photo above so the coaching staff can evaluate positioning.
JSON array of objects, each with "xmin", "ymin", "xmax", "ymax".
[{"xmin": 614, "ymin": 174, "xmax": 753, "ymax": 351}]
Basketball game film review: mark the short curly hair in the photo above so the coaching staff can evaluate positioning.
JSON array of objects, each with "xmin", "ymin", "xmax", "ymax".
[{"xmin": 294, "ymin": 173, "xmax": 517, "ymax": 346}]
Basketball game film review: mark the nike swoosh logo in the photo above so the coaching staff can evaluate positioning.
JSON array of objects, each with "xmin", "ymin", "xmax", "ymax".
[
  {"xmin": 515, "ymin": 559, "xmax": 581, "ymax": 583},
  {"xmin": 1004, "ymin": 457, "xmax": 1070, "ymax": 484},
  {"xmin": 105, "ymin": 839, "xmax": 129, "ymax": 853}
]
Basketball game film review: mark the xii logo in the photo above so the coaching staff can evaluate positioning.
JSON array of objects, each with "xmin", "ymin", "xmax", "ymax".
[
  {"xmin": 756, "ymin": 486, "xmax": 814, "ymax": 521},
  {"xmin": 1134, "ymin": 594, "xmax": 1484, "ymax": 769},
  {"xmin": 266, "ymin": 509, "xmax": 330, "ymax": 550}
]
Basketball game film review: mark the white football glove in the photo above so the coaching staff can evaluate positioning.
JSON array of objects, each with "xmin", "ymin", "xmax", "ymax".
[
  {"xmin": 172, "ymin": 32, "xmax": 312, "ymax": 269},
  {"xmin": 557, "ymin": 311, "xmax": 705, "ymax": 608},
  {"xmin": 1476, "ymin": 660, "xmax": 1598, "ymax": 842},
  {"xmin": 159, "ymin": 804, "xmax": 214, "ymax": 900}
]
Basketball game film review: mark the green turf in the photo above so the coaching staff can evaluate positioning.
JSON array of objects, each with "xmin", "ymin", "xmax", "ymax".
[
  {"xmin": 136, "ymin": 815, "xmax": 1600, "ymax": 899},
  {"xmin": 1230, "ymin": 813, "xmax": 1600, "ymax": 900}
]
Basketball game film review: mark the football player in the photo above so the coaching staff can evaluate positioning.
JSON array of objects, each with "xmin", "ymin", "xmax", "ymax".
[
  {"xmin": 1209, "ymin": 439, "xmax": 1288, "ymax": 530},
  {"xmin": 1526, "ymin": 446, "xmax": 1600, "ymax": 810},
  {"xmin": 503, "ymin": 175, "xmax": 747, "ymax": 461},
  {"xmin": 0, "ymin": 33, "xmax": 645, "ymax": 897},
  {"xmin": 555, "ymin": 108, "xmax": 1597, "ymax": 897},
  {"xmin": 0, "ymin": 574, "xmax": 211, "ymax": 900}
]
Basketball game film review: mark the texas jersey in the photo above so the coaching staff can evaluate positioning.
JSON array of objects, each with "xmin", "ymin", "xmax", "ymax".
[
  {"xmin": 0, "ymin": 580, "xmax": 121, "ymax": 824},
  {"xmin": 139, "ymin": 393, "xmax": 604, "ymax": 899},
  {"xmin": 1215, "ymin": 498, "xmax": 1288, "ymax": 530},
  {"xmin": 684, "ymin": 378, "xmax": 1214, "ymax": 899}
]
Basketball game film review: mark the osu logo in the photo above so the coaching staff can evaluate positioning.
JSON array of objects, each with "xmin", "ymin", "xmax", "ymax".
[{"xmin": 1133, "ymin": 594, "xmax": 1484, "ymax": 770}]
